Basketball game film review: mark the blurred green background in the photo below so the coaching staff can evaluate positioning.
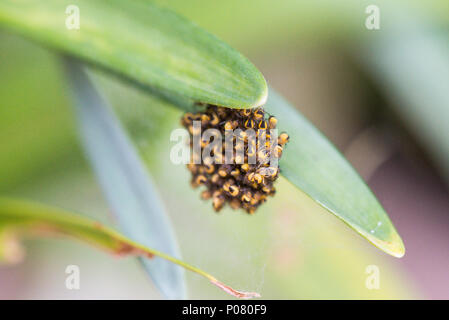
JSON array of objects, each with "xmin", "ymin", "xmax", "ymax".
[{"xmin": 1, "ymin": 0, "xmax": 448, "ymax": 299}]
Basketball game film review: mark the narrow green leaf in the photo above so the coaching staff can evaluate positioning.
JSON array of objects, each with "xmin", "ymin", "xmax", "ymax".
[
  {"xmin": 0, "ymin": 197, "xmax": 260, "ymax": 299},
  {"xmin": 265, "ymin": 88, "xmax": 405, "ymax": 258},
  {"xmin": 0, "ymin": 0, "xmax": 267, "ymax": 108},
  {"xmin": 65, "ymin": 60, "xmax": 185, "ymax": 299}
]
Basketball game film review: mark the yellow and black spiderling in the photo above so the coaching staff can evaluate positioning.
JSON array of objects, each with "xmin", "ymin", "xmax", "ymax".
[
  {"xmin": 278, "ymin": 132, "xmax": 290, "ymax": 145},
  {"xmin": 181, "ymin": 104, "xmax": 289, "ymax": 214}
]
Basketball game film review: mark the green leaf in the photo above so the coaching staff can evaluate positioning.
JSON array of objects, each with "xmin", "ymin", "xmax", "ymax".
[
  {"xmin": 0, "ymin": 197, "xmax": 260, "ymax": 299},
  {"xmin": 0, "ymin": 0, "xmax": 267, "ymax": 108},
  {"xmin": 65, "ymin": 60, "xmax": 186, "ymax": 299},
  {"xmin": 265, "ymin": 88, "xmax": 405, "ymax": 258}
]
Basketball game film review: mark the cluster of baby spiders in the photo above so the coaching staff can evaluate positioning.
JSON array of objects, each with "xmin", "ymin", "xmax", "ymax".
[{"xmin": 181, "ymin": 104, "xmax": 289, "ymax": 214}]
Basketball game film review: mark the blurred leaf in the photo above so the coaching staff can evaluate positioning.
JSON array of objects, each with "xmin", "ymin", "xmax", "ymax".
[
  {"xmin": 265, "ymin": 88, "xmax": 404, "ymax": 258},
  {"xmin": 358, "ymin": 12, "xmax": 449, "ymax": 184},
  {"xmin": 0, "ymin": 0, "xmax": 267, "ymax": 108},
  {"xmin": 0, "ymin": 197, "xmax": 260, "ymax": 299},
  {"xmin": 65, "ymin": 61, "xmax": 185, "ymax": 299}
]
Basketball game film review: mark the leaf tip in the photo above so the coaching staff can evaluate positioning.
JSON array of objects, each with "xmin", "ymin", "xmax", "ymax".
[{"xmin": 365, "ymin": 229, "xmax": 405, "ymax": 258}]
